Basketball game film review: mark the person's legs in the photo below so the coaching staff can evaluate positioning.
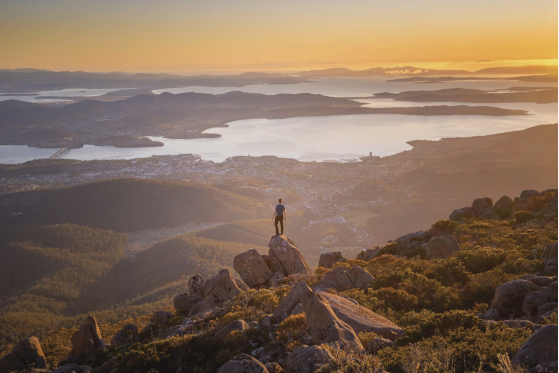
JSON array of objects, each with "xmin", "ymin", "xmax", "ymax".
[
  {"xmin": 276, "ymin": 216, "xmax": 283, "ymax": 236},
  {"xmin": 274, "ymin": 216, "xmax": 281, "ymax": 235}
]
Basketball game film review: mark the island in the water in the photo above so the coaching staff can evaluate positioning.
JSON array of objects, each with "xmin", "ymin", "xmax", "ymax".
[
  {"xmin": 0, "ymin": 92, "xmax": 527, "ymax": 149},
  {"xmin": 373, "ymin": 87, "xmax": 558, "ymax": 104}
]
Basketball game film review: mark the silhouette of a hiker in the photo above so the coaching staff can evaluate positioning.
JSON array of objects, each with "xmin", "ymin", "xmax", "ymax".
[{"xmin": 272, "ymin": 198, "xmax": 286, "ymax": 236}]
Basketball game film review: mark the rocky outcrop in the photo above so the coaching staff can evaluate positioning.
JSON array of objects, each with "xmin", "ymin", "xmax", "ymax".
[
  {"xmin": 451, "ymin": 189, "xmax": 558, "ymax": 222},
  {"xmin": 318, "ymin": 251, "xmax": 345, "ymax": 269},
  {"xmin": 313, "ymin": 266, "xmax": 374, "ymax": 292},
  {"xmin": 494, "ymin": 196, "xmax": 514, "ymax": 218},
  {"xmin": 449, "ymin": 207, "xmax": 475, "ymax": 222},
  {"xmin": 173, "ymin": 293, "xmax": 203, "ymax": 315},
  {"xmin": 491, "ymin": 280, "xmax": 541, "ymax": 318},
  {"xmin": 188, "ymin": 274, "xmax": 206, "ymax": 297},
  {"xmin": 273, "ymin": 281, "xmax": 363, "ymax": 351},
  {"xmin": 214, "ymin": 320, "xmax": 250, "ymax": 340},
  {"xmin": 234, "ymin": 249, "xmax": 274, "ymax": 287},
  {"xmin": 318, "ymin": 292, "xmax": 403, "ymax": 341},
  {"xmin": 150, "ymin": 310, "xmax": 173, "ymax": 325},
  {"xmin": 110, "ymin": 324, "xmax": 138, "ymax": 347},
  {"xmin": 284, "ymin": 345, "xmax": 334, "ymax": 373},
  {"xmin": 66, "ymin": 316, "xmax": 106, "ymax": 365},
  {"xmin": 427, "ymin": 235, "xmax": 460, "ymax": 260},
  {"xmin": 267, "ymin": 236, "xmax": 312, "ymax": 277},
  {"xmin": 217, "ymin": 353, "xmax": 269, "ymax": 373},
  {"xmin": 512, "ymin": 325, "xmax": 558, "ymax": 369},
  {"xmin": 542, "ymin": 242, "xmax": 558, "ymax": 276},
  {"xmin": 472, "ymin": 197, "xmax": 493, "ymax": 216},
  {"xmin": 0, "ymin": 336, "xmax": 48, "ymax": 372},
  {"xmin": 203, "ymin": 269, "xmax": 247, "ymax": 309},
  {"xmin": 522, "ymin": 282, "xmax": 558, "ymax": 316}
]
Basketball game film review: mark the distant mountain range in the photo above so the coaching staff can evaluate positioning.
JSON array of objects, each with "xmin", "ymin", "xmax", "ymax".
[{"xmin": 298, "ymin": 64, "xmax": 558, "ymax": 78}]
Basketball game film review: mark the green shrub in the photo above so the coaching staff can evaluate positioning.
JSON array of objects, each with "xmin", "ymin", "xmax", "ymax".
[
  {"xmin": 514, "ymin": 211, "xmax": 535, "ymax": 224},
  {"xmin": 431, "ymin": 220, "xmax": 459, "ymax": 235}
]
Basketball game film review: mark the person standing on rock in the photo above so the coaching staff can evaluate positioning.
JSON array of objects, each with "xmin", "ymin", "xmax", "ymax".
[{"xmin": 272, "ymin": 198, "xmax": 287, "ymax": 236}]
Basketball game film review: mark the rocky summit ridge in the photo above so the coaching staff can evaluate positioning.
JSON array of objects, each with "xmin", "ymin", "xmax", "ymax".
[{"xmin": 0, "ymin": 188, "xmax": 557, "ymax": 373}]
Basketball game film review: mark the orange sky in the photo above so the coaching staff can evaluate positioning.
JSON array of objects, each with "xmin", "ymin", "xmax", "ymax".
[{"xmin": 0, "ymin": 0, "xmax": 557, "ymax": 73}]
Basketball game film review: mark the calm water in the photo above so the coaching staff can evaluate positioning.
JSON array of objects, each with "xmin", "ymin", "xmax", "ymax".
[
  {"xmin": 0, "ymin": 88, "xmax": 131, "ymax": 103},
  {"xmin": 0, "ymin": 78, "xmax": 556, "ymax": 164}
]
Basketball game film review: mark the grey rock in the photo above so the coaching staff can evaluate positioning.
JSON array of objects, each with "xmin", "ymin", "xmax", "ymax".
[{"xmin": 512, "ymin": 325, "xmax": 558, "ymax": 368}]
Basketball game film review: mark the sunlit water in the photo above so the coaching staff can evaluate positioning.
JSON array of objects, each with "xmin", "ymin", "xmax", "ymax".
[{"xmin": 0, "ymin": 78, "xmax": 556, "ymax": 164}]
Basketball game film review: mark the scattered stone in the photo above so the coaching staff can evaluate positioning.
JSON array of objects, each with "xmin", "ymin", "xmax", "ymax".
[
  {"xmin": 110, "ymin": 324, "xmax": 138, "ymax": 347},
  {"xmin": 234, "ymin": 249, "xmax": 274, "ymax": 288},
  {"xmin": 173, "ymin": 293, "xmax": 203, "ymax": 315},
  {"xmin": 267, "ymin": 236, "xmax": 312, "ymax": 276},
  {"xmin": 0, "ymin": 336, "xmax": 48, "ymax": 372},
  {"xmin": 188, "ymin": 274, "xmax": 206, "ymax": 296},
  {"xmin": 313, "ymin": 266, "xmax": 374, "ymax": 292},
  {"xmin": 273, "ymin": 281, "xmax": 363, "ymax": 351},
  {"xmin": 472, "ymin": 197, "xmax": 493, "ymax": 216},
  {"xmin": 319, "ymin": 291, "xmax": 403, "ymax": 341},
  {"xmin": 368, "ymin": 338, "xmax": 395, "ymax": 353},
  {"xmin": 512, "ymin": 325, "xmax": 558, "ymax": 368},
  {"xmin": 203, "ymin": 269, "xmax": 246, "ymax": 309},
  {"xmin": 215, "ymin": 320, "xmax": 250, "ymax": 340},
  {"xmin": 503, "ymin": 320, "xmax": 534, "ymax": 329},
  {"xmin": 66, "ymin": 316, "xmax": 106, "ymax": 364},
  {"xmin": 481, "ymin": 207, "xmax": 500, "ymax": 220},
  {"xmin": 264, "ymin": 362, "xmax": 283, "ymax": 373},
  {"xmin": 491, "ymin": 280, "xmax": 541, "ymax": 318},
  {"xmin": 529, "ymin": 361, "xmax": 558, "ymax": 373},
  {"xmin": 91, "ymin": 357, "xmax": 118, "ymax": 373},
  {"xmin": 427, "ymin": 235, "xmax": 460, "ymax": 260},
  {"xmin": 150, "ymin": 311, "xmax": 173, "ymax": 326},
  {"xmin": 284, "ymin": 345, "xmax": 334, "ymax": 373},
  {"xmin": 319, "ymin": 251, "xmax": 344, "ymax": 269},
  {"xmin": 521, "ymin": 275, "xmax": 555, "ymax": 287},
  {"xmin": 217, "ymin": 353, "xmax": 269, "ymax": 373},
  {"xmin": 542, "ymin": 266, "xmax": 558, "ymax": 276},
  {"xmin": 494, "ymin": 196, "xmax": 514, "ymax": 219},
  {"xmin": 523, "ymin": 282, "xmax": 558, "ymax": 316},
  {"xmin": 260, "ymin": 314, "xmax": 274, "ymax": 330},
  {"xmin": 449, "ymin": 207, "xmax": 475, "ymax": 222},
  {"xmin": 537, "ymin": 302, "xmax": 558, "ymax": 315},
  {"xmin": 484, "ymin": 307, "xmax": 501, "ymax": 321}
]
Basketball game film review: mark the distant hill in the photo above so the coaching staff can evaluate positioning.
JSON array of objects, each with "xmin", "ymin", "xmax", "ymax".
[
  {"xmin": 0, "ymin": 179, "xmax": 268, "ymax": 231},
  {"xmin": 373, "ymin": 87, "xmax": 557, "ymax": 104},
  {"xmin": 298, "ymin": 64, "xmax": 558, "ymax": 78},
  {"xmin": 0, "ymin": 70, "xmax": 306, "ymax": 93}
]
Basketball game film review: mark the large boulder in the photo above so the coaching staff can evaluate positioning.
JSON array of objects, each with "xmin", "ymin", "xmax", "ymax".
[
  {"xmin": 512, "ymin": 325, "xmax": 558, "ymax": 368},
  {"xmin": 313, "ymin": 266, "xmax": 374, "ymax": 292},
  {"xmin": 450, "ymin": 207, "xmax": 475, "ymax": 222},
  {"xmin": 318, "ymin": 292, "xmax": 403, "ymax": 341},
  {"xmin": 319, "ymin": 251, "xmax": 344, "ymax": 269},
  {"xmin": 520, "ymin": 190, "xmax": 540, "ymax": 201},
  {"xmin": 267, "ymin": 236, "xmax": 312, "ymax": 276},
  {"xmin": 214, "ymin": 320, "xmax": 250, "ymax": 340},
  {"xmin": 273, "ymin": 281, "xmax": 363, "ymax": 351},
  {"xmin": 234, "ymin": 249, "xmax": 274, "ymax": 288},
  {"xmin": 67, "ymin": 316, "xmax": 106, "ymax": 364},
  {"xmin": 110, "ymin": 324, "xmax": 139, "ymax": 347},
  {"xmin": 150, "ymin": 310, "xmax": 173, "ymax": 325},
  {"xmin": 523, "ymin": 282, "xmax": 558, "ymax": 316},
  {"xmin": 173, "ymin": 293, "xmax": 203, "ymax": 315},
  {"xmin": 472, "ymin": 197, "xmax": 493, "ymax": 216},
  {"xmin": 203, "ymin": 269, "xmax": 246, "ymax": 309},
  {"xmin": 358, "ymin": 247, "xmax": 382, "ymax": 261},
  {"xmin": 427, "ymin": 235, "xmax": 460, "ymax": 260},
  {"xmin": 284, "ymin": 345, "xmax": 334, "ymax": 373},
  {"xmin": 217, "ymin": 354, "xmax": 269, "ymax": 373},
  {"xmin": 491, "ymin": 280, "xmax": 541, "ymax": 318},
  {"xmin": 188, "ymin": 274, "xmax": 206, "ymax": 296},
  {"xmin": 0, "ymin": 336, "xmax": 48, "ymax": 372},
  {"xmin": 494, "ymin": 196, "xmax": 514, "ymax": 219}
]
